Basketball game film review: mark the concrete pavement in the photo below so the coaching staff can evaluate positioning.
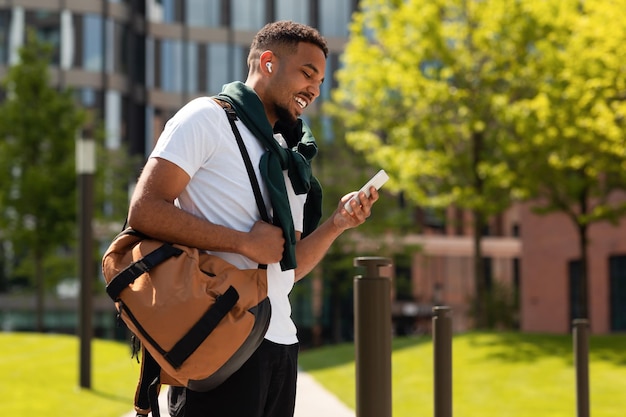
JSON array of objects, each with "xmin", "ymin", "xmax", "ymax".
[
  {"xmin": 293, "ymin": 371, "xmax": 355, "ymax": 417},
  {"xmin": 121, "ymin": 370, "xmax": 355, "ymax": 417}
]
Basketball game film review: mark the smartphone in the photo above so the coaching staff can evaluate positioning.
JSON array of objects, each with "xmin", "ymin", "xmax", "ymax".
[{"xmin": 344, "ymin": 169, "xmax": 389, "ymax": 213}]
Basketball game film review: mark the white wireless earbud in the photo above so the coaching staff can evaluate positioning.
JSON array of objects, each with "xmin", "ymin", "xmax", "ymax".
[{"xmin": 266, "ymin": 62, "xmax": 272, "ymax": 73}]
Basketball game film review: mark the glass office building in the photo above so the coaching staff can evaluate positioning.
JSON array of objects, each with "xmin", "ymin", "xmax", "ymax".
[
  {"xmin": 0, "ymin": 0, "xmax": 360, "ymax": 340},
  {"xmin": 0, "ymin": 0, "xmax": 358, "ymax": 157}
]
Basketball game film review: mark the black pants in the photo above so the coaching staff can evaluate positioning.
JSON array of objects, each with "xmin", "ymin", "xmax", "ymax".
[{"xmin": 169, "ymin": 339, "xmax": 299, "ymax": 417}]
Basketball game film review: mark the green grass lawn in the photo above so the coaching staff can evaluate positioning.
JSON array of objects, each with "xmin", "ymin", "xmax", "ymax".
[
  {"xmin": 299, "ymin": 332, "xmax": 626, "ymax": 417},
  {"xmin": 2, "ymin": 331, "xmax": 625, "ymax": 417},
  {"xmin": 1, "ymin": 332, "xmax": 140, "ymax": 417}
]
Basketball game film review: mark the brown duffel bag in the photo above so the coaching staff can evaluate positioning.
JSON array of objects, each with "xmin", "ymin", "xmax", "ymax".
[{"xmin": 102, "ymin": 228, "xmax": 271, "ymax": 416}]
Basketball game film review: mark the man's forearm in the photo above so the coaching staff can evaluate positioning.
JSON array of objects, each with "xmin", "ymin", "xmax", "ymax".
[
  {"xmin": 294, "ymin": 218, "xmax": 343, "ymax": 281},
  {"xmin": 128, "ymin": 198, "xmax": 248, "ymax": 253}
]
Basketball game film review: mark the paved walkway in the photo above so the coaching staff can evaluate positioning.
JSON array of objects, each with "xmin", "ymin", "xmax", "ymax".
[{"xmin": 121, "ymin": 370, "xmax": 355, "ymax": 417}]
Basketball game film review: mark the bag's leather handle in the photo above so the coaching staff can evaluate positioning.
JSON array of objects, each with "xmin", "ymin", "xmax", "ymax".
[{"xmin": 105, "ymin": 242, "xmax": 183, "ymax": 300}]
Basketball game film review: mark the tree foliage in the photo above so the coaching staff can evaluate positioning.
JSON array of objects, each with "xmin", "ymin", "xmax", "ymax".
[
  {"xmin": 504, "ymin": 0, "xmax": 626, "ymax": 319},
  {"xmin": 0, "ymin": 32, "xmax": 85, "ymax": 329},
  {"xmin": 327, "ymin": 0, "xmax": 626, "ymax": 325},
  {"xmin": 507, "ymin": 0, "xmax": 626, "ymax": 223},
  {"xmin": 327, "ymin": 0, "xmax": 540, "ymax": 213}
]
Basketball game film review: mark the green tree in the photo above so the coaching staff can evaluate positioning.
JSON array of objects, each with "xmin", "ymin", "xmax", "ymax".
[
  {"xmin": 505, "ymin": 0, "xmax": 626, "ymax": 320},
  {"xmin": 328, "ymin": 0, "xmax": 626, "ymax": 326},
  {"xmin": 0, "ymin": 32, "xmax": 86, "ymax": 330},
  {"xmin": 326, "ymin": 0, "xmax": 542, "ymax": 327}
]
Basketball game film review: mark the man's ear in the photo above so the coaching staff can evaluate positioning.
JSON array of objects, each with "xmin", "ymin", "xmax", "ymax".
[{"xmin": 260, "ymin": 50, "xmax": 274, "ymax": 75}]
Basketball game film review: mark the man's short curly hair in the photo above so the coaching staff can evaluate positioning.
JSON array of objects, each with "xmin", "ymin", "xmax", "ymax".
[{"xmin": 247, "ymin": 21, "xmax": 328, "ymax": 68}]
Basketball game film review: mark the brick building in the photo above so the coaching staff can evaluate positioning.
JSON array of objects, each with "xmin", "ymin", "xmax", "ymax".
[{"xmin": 409, "ymin": 201, "xmax": 626, "ymax": 335}]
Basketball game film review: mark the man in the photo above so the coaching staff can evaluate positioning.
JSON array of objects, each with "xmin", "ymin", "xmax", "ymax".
[{"xmin": 127, "ymin": 21, "xmax": 379, "ymax": 417}]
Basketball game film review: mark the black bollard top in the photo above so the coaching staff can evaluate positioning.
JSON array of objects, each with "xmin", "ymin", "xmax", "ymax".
[{"xmin": 354, "ymin": 256, "xmax": 392, "ymax": 278}]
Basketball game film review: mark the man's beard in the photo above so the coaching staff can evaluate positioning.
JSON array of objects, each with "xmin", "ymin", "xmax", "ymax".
[{"xmin": 273, "ymin": 102, "xmax": 298, "ymax": 126}]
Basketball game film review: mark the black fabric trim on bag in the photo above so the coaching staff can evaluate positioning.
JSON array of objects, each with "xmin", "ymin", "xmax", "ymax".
[
  {"xmin": 164, "ymin": 285, "xmax": 240, "ymax": 369},
  {"xmin": 106, "ymin": 243, "xmax": 183, "ymax": 301},
  {"xmin": 119, "ymin": 285, "xmax": 241, "ymax": 367},
  {"xmin": 121, "ymin": 302, "xmax": 168, "ymax": 357},
  {"xmin": 186, "ymin": 297, "xmax": 272, "ymax": 392}
]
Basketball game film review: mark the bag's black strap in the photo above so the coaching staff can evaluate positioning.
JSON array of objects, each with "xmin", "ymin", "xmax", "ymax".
[
  {"xmin": 214, "ymin": 98, "xmax": 271, "ymax": 225},
  {"xmin": 135, "ymin": 346, "xmax": 161, "ymax": 417},
  {"xmin": 106, "ymin": 243, "xmax": 184, "ymax": 301},
  {"xmin": 163, "ymin": 285, "xmax": 239, "ymax": 369},
  {"xmin": 214, "ymin": 98, "xmax": 270, "ymax": 270}
]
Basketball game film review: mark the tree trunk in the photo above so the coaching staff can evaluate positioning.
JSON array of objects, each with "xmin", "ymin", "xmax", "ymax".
[
  {"xmin": 576, "ymin": 222, "xmax": 589, "ymax": 320},
  {"xmin": 572, "ymin": 187, "xmax": 590, "ymax": 321}
]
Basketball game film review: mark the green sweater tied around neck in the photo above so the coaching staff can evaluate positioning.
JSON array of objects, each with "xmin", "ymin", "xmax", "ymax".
[{"xmin": 217, "ymin": 81, "xmax": 322, "ymax": 271}]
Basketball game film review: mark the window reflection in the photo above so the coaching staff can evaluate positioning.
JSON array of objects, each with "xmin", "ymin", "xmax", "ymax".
[
  {"xmin": 320, "ymin": 53, "xmax": 335, "ymax": 101},
  {"xmin": 207, "ymin": 43, "xmax": 228, "ymax": 94},
  {"xmin": 231, "ymin": 0, "xmax": 265, "ymax": 31},
  {"xmin": 160, "ymin": 38, "xmax": 183, "ymax": 92},
  {"xmin": 275, "ymin": 0, "xmax": 309, "ymax": 24},
  {"xmin": 83, "ymin": 14, "xmax": 103, "ymax": 71},
  {"xmin": 232, "ymin": 46, "xmax": 246, "ymax": 83},
  {"xmin": 80, "ymin": 87, "xmax": 98, "ymax": 108},
  {"xmin": 319, "ymin": 0, "xmax": 351, "ymax": 37},
  {"xmin": 147, "ymin": 0, "xmax": 181, "ymax": 24},
  {"xmin": 185, "ymin": 0, "xmax": 221, "ymax": 27}
]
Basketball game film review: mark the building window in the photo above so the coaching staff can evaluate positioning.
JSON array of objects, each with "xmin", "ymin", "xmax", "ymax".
[
  {"xmin": 78, "ymin": 87, "xmax": 104, "ymax": 133},
  {"xmin": 25, "ymin": 10, "xmax": 61, "ymax": 65},
  {"xmin": 231, "ymin": 0, "xmax": 265, "ymax": 31},
  {"xmin": 147, "ymin": 0, "xmax": 183, "ymax": 24},
  {"xmin": 207, "ymin": 43, "xmax": 229, "ymax": 94},
  {"xmin": 185, "ymin": 41, "xmax": 199, "ymax": 95},
  {"xmin": 609, "ymin": 255, "xmax": 626, "ymax": 332},
  {"xmin": 79, "ymin": 87, "xmax": 99, "ymax": 108},
  {"xmin": 110, "ymin": 21, "xmax": 129, "ymax": 75},
  {"xmin": 83, "ymin": 14, "xmax": 103, "ymax": 72},
  {"xmin": 319, "ymin": 0, "xmax": 352, "ymax": 37},
  {"xmin": 0, "ymin": 10, "xmax": 10, "ymax": 65},
  {"xmin": 159, "ymin": 39, "xmax": 183, "ymax": 92},
  {"xmin": 232, "ymin": 45, "xmax": 246, "ymax": 82},
  {"xmin": 275, "ymin": 0, "xmax": 309, "ymax": 24},
  {"xmin": 320, "ymin": 52, "xmax": 339, "ymax": 101},
  {"xmin": 185, "ymin": 0, "xmax": 221, "ymax": 27}
]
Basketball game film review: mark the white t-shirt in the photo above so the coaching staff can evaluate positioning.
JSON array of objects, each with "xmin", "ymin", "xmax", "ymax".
[{"xmin": 150, "ymin": 96, "xmax": 306, "ymax": 345}]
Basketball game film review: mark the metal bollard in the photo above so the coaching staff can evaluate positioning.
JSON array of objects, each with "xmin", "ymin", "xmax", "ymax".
[
  {"xmin": 573, "ymin": 319, "xmax": 590, "ymax": 417},
  {"xmin": 354, "ymin": 256, "xmax": 393, "ymax": 417},
  {"xmin": 433, "ymin": 306, "xmax": 452, "ymax": 417}
]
